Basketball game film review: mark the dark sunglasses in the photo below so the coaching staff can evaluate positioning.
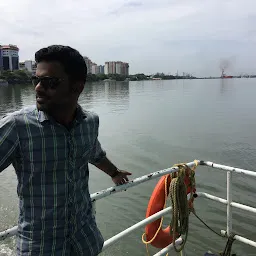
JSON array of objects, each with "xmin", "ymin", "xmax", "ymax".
[{"xmin": 31, "ymin": 76, "xmax": 64, "ymax": 90}]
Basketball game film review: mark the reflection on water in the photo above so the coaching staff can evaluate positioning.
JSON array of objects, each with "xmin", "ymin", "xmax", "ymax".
[
  {"xmin": 220, "ymin": 78, "xmax": 234, "ymax": 95},
  {"xmin": 0, "ymin": 85, "xmax": 24, "ymax": 118},
  {"xmin": 0, "ymin": 81, "xmax": 130, "ymax": 118},
  {"xmin": 105, "ymin": 81, "xmax": 129, "ymax": 112},
  {"xmin": 80, "ymin": 81, "xmax": 129, "ymax": 113}
]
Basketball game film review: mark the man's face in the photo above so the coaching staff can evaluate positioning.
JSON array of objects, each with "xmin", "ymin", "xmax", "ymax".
[{"xmin": 34, "ymin": 61, "xmax": 72, "ymax": 114}]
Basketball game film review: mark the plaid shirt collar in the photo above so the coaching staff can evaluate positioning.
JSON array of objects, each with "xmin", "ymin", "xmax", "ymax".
[{"xmin": 37, "ymin": 104, "xmax": 87, "ymax": 124}]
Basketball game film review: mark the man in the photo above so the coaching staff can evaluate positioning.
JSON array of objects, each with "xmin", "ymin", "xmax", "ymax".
[{"xmin": 0, "ymin": 45, "xmax": 132, "ymax": 256}]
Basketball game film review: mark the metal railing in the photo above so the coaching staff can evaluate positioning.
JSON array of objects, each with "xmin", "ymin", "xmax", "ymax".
[{"xmin": 0, "ymin": 160, "xmax": 256, "ymax": 255}]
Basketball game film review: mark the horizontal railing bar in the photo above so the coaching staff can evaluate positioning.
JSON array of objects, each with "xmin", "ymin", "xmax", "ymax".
[
  {"xmin": 197, "ymin": 192, "xmax": 256, "ymax": 214},
  {"xmin": 200, "ymin": 161, "xmax": 256, "ymax": 178},
  {"xmin": 102, "ymin": 206, "xmax": 172, "ymax": 250},
  {"xmin": 0, "ymin": 226, "xmax": 18, "ymax": 241},
  {"xmin": 153, "ymin": 237, "xmax": 183, "ymax": 256},
  {"xmin": 91, "ymin": 161, "xmax": 198, "ymax": 202},
  {"xmin": 197, "ymin": 192, "xmax": 227, "ymax": 204},
  {"xmin": 231, "ymin": 202, "xmax": 256, "ymax": 214},
  {"xmin": 221, "ymin": 230, "xmax": 256, "ymax": 248}
]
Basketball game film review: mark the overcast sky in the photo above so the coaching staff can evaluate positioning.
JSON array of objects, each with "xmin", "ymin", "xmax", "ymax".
[{"xmin": 1, "ymin": 0, "xmax": 255, "ymax": 76}]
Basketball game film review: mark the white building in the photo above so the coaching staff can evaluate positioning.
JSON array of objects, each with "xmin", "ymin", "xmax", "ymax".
[
  {"xmin": 25, "ymin": 60, "xmax": 33, "ymax": 73},
  {"xmin": 115, "ymin": 61, "xmax": 122, "ymax": 75},
  {"xmin": 19, "ymin": 62, "xmax": 26, "ymax": 70},
  {"xmin": 19, "ymin": 60, "xmax": 35, "ymax": 74},
  {"xmin": 104, "ymin": 62, "xmax": 109, "ymax": 75},
  {"xmin": 91, "ymin": 63, "xmax": 97, "ymax": 74}
]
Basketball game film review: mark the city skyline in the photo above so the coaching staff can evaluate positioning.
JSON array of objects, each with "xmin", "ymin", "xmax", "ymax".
[
  {"xmin": 83, "ymin": 57, "xmax": 128, "ymax": 75},
  {"xmin": 1, "ymin": 0, "xmax": 255, "ymax": 76},
  {"xmin": 0, "ymin": 45, "xmax": 130, "ymax": 76}
]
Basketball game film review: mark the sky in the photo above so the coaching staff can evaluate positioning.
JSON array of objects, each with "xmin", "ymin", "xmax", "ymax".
[{"xmin": 0, "ymin": 0, "xmax": 255, "ymax": 77}]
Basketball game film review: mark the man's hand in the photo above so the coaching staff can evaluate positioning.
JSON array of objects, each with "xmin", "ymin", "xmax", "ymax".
[
  {"xmin": 111, "ymin": 170, "xmax": 132, "ymax": 185},
  {"xmin": 93, "ymin": 156, "xmax": 132, "ymax": 185}
]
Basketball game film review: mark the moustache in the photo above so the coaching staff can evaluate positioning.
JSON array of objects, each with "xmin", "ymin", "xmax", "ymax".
[{"xmin": 36, "ymin": 93, "xmax": 49, "ymax": 99}]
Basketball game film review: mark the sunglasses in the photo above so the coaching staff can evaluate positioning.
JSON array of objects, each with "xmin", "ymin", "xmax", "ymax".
[{"xmin": 31, "ymin": 76, "xmax": 64, "ymax": 90}]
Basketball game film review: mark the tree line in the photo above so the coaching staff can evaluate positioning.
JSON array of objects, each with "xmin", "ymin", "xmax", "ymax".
[
  {"xmin": 0, "ymin": 70, "xmax": 31, "ymax": 84},
  {"xmin": 85, "ymin": 72, "xmax": 196, "ymax": 82},
  {"xmin": 0, "ymin": 70, "xmax": 197, "ymax": 85}
]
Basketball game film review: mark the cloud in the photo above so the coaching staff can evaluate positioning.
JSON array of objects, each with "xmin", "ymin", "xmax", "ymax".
[
  {"xmin": 108, "ymin": 1, "xmax": 143, "ymax": 15},
  {"xmin": 0, "ymin": 0, "xmax": 255, "ymax": 76}
]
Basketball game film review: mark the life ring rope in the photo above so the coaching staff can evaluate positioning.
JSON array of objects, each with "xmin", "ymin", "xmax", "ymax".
[
  {"xmin": 142, "ymin": 160, "xmax": 199, "ymax": 256},
  {"xmin": 141, "ymin": 174, "xmax": 169, "ymax": 255},
  {"xmin": 170, "ymin": 161, "xmax": 197, "ymax": 252}
]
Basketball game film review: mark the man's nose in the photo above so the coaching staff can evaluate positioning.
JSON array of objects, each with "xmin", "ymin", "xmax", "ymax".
[{"xmin": 35, "ymin": 82, "xmax": 45, "ymax": 93}]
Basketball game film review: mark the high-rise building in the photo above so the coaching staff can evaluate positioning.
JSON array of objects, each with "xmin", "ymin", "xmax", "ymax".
[
  {"xmin": 83, "ymin": 56, "xmax": 92, "ymax": 74},
  {"xmin": 91, "ymin": 64, "xmax": 105, "ymax": 75},
  {"xmin": 95, "ymin": 66, "xmax": 100, "ymax": 74},
  {"xmin": 91, "ymin": 63, "xmax": 97, "ymax": 74},
  {"xmin": 104, "ymin": 62, "xmax": 109, "ymax": 75},
  {"xmin": 104, "ymin": 61, "xmax": 129, "ymax": 76},
  {"xmin": 122, "ymin": 62, "xmax": 129, "ymax": 76},
  {"xmin": 83, "ymin": 57, "xmax": 105, "ymax": 75},
  {"xmin": 115, "ymin": 61, "xmax": 122, "ymax": 75},
  {"xmin": 109, "ymin": 61, "xmax": 116, "ymax": 74},
  {"xmin": 1, "ymin": 45, "xmax": 19, "ymax": 71},
  {"xmin": 98, "ymin": 65, "xmax": 104, "ymax": 74}
]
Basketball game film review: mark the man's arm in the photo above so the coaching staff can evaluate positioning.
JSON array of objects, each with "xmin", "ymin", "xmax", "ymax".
[
  {"xmin": 93, "ymin": 155, "xmax": 120, "ymax": 177},
  {"xmin": 0, "ymin": 114, "xmax": 19, "ymax": 172},
  {"xmin": 88, "ymin": 137, "xmax": 118, "ymax": 177},
  {"xmin": 93, "ymin": 154, "xmax": 132, "ymax": 185},
  {"xmin": 89, "ymin": 138, "xmax": 132, "ymax": 185}
]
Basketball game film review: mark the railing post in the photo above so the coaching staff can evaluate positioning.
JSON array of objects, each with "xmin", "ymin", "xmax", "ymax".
[{"xmin": 227, "ymin": 171, "xmax": 232, "ymax": 236}]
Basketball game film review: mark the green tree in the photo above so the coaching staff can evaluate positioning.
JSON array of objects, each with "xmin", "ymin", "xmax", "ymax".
[{"xmin": 0, "ymin": 70, "xmax": 31, "ymax": 84}]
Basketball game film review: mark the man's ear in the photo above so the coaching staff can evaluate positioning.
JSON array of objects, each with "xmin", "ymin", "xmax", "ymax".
[{"xmin": 72, "ymin": 82, "xmax": 84, "ymax": 94}]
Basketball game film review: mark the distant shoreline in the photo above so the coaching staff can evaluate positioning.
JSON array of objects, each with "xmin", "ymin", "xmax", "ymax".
[{"xmin": 1, "ymin": 70, "xmax": 256, "ymax": 86}]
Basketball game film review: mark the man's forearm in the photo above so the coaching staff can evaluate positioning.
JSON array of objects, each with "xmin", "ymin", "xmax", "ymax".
[{"xmin": 94, "ymin": 156, "xmax": 119, "ymax": 177}]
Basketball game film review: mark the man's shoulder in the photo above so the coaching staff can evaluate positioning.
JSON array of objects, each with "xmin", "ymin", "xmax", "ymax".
[
  {"xmin": 1, "ymin": 105, "xmax": 37, "ymax": 123},
  {"xmin": 13, "ymin": 105, "xmax": 37, "ymax": 120},
  {"xmin": 0, "ymin": 106, "xmax": 37, "ymax": 131},
  {"xmin": 85, "ymin": 110, "xmax": 99, "ymax": 120},
  {"xmin": 80, "ymin": 107, "xmax": 100, "ymax": 123},
  {"xmin": 14, "ymin": 105, "xmax": 37, "ymax": 116}
]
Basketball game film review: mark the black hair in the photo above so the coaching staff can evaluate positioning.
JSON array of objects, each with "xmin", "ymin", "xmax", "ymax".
[{"xmin": 35, "ymin": 45, "xmax": 87, "ymax": 83}]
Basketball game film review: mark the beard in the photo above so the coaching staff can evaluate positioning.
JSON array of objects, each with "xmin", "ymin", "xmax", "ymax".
[{"xmin": 36, "ymin": 96, "xmax": 72, "ymax": 115}]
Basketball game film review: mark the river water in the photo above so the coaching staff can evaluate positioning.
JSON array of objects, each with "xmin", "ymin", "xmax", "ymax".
[{"xmin": 0, "ymin": 79, "xmax": 255, "ymax": 255}]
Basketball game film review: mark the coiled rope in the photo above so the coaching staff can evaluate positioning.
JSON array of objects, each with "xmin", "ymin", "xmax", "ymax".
[
  {"xmin": 142, "ymin": 160, "xmax": 198, "ymax": 255},
  {"xmin": 169, "ymin": 161, "xmax": 197, "ymax": 252}
]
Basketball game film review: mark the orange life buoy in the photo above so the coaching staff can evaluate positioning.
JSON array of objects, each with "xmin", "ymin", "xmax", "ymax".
[{"xmin": 144, "ymin": 168, "xmax": 196, "ymax": 249}]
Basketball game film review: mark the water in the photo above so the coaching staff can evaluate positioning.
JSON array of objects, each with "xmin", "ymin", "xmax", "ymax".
[{"xmin": 0, "ymin": 79, "xmax": 256, "ymax": 255}]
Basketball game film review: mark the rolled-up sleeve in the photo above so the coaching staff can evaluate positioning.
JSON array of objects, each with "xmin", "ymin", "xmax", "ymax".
[
  {"xmin": 88, "ymin": 114, "xmax": 106, "ymax": 165},
  {"xmin": 0, "ymin": 114, "xmax": 19, "ymax": 172},
  {"xmin": 89, "ymin": 138, "xmax": 106, "ymax": 165}
]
